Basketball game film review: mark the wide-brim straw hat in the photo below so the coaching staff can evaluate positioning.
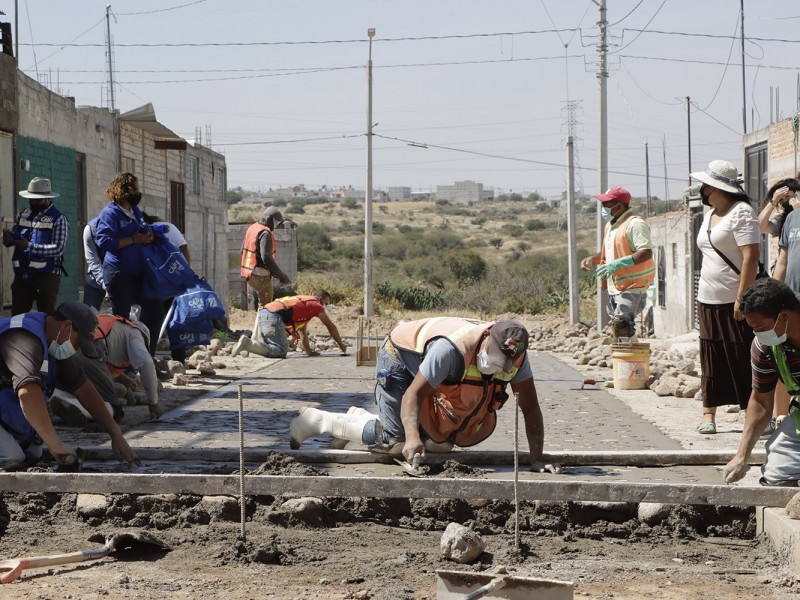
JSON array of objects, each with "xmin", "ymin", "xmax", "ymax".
[
  {"xmin": 19, "ymin": 177, "xmax": 60, "ymax": 199},
  {"xmin": 689, "ymin": 160, "xmax": 746, "ymax": 195}
]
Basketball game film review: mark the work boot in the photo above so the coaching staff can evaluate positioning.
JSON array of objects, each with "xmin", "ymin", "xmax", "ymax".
[
  {"xmin": 290, "ymin": 407, "xmax": 373, "ymax": 449},
  {"xmin": 331, "ymin": 406, "xmax": 374, "ymax": 449},
  {"xmin": 231, "ymin": 335, "xmax": 252, "ymax": 357}
]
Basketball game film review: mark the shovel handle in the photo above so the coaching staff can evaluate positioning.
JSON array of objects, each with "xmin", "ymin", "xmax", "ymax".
[
  {"xmin": 0, "ymin": 544, "xmax": 112, "ymax": 583},
  {"xmin": 460, "ymin": 576, "xmax": 507, "ymax": 600}
]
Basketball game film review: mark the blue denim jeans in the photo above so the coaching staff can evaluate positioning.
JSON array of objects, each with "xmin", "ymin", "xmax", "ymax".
[
  {"xmin": 368, "ymin": 345, "xmax": 416, "ymax": 445},
  {"xmin": 253, "ymin": 309, "xmax": 289, "ymax": 358}
]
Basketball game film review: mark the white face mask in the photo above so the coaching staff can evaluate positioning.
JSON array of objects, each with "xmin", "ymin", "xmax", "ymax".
[
  {"xmin": 48, "ymin": 324, "xmax": 76, "ymax": 360},
  {"xmin": 601, "ymin": 207, "xmax": 612, "ymax": 222},
  {"xmin": 476, "ymin": 349, "xmax": 502, "ymax": 375},
  {"xmin": 325, "ymin": 304, "xmax": 337, "ymax": 315},
  {"xmin": 754, "ymin": 314, "xmax": 788, "ymax": 347}
]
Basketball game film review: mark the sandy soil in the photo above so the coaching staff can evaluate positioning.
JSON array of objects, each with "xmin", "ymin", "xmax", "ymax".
[
  {"xmin": 1, "ymin": 316, "xmax": 797, "ymax": 598},
  {"xmin": 1, "ymin": 461, "xmax": 798, "ymax": 600}
]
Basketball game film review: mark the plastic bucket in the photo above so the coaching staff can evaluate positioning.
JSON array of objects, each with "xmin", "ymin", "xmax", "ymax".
[{"xmin": 611, "ymin": 342, "xmax": 650, "ymax": 390}]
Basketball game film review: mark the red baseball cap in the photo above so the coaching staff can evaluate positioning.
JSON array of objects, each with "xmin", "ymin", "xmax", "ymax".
[{"xmin": 594, "ymin": 187, "xmax": 631, "ymax": 205}]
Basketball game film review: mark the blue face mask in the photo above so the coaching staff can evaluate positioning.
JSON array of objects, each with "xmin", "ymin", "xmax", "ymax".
[
  {"xmin": 601, "ymin": 207, "xmax": 612, "ymax": 222},
  {"xmin": 48, "ymin": 324, "xmax": 76, "ymax": 360}
]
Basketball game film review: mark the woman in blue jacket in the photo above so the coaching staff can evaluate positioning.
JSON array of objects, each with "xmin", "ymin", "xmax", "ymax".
[{"xmin": 94, "ymin": 173, "xmax": 164, "ymax": 355}]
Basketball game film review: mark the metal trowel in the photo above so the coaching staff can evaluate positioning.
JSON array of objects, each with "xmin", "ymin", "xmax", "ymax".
[{"xmin": 395, "ymin": 452, "xmax": 428, "ymax": 477}]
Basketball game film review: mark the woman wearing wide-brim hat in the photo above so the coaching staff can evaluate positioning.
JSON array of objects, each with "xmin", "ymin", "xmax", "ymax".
[{"xmin": 690, "ymin": 160, "xmax": 760, "ymax": 434}]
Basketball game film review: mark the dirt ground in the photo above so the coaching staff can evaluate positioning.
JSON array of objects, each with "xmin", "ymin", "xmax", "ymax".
[{"xmin": 1, "ymin": 313, "xmax": 798, "ymax": 598}]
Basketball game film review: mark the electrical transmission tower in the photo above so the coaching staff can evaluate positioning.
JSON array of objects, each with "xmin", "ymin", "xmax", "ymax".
[{"xmin": 558, "ymin": 100, "xmax": 584, "ymax": 230}]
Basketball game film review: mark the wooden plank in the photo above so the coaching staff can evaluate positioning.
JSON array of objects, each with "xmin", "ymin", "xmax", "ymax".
[
  {"xmin": 73, "ymin": 447, "xmax": 767, "ymax": 467},
  {"xmin": 0, "ymin": 473, "xmax": 793, "ymax": 506}
]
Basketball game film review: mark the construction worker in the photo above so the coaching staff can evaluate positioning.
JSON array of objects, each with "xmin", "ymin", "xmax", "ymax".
[
  {"xmin": 724, "ymin": 279, "xmax": 800, "ymax": 486},
  {"xmin": 289, "ymin": 317, "xmax": 560, "ymax": 473},
  {"xmin": 51, "ymin": 314, "xmax": 162, "ymax": 424},
  {"xmin": 240, "ymin": 207, "xmax": 291, "ymax": 308},
  {"xmin": 232, "ymin": 290, "xmax": 347, "ymax": 358},
  {"xmin": 581, "ymin": 186, "xmax": 654, "ymax": 340},
  {"xmin": 0, "ymin": 301, "xmax": 139, "ymax": 470}
]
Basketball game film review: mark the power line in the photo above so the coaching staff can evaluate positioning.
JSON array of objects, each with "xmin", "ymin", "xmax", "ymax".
[
  {"xmin": 697, "ymin": 9, "xmax": 741, "ymax": 110},
  {"xmin": 17, "ymin": 28, "xmax": 578, "ymax": 48},
  {"xmin": 116, "ymin": 0, "xmax": 209, "ymax": 16},
  {"xmin": 689, "ymin": 100, "xmax": 741, "ymax": 136},
  {"xmin": 613, "ymin": 0, "xmax": 669, "ymax": 54},
  {"xmin": 221, "ymin": 134, "xmax": 364, "ymax": 147},
  {"xmin": 608, "ymin": 0, "xmax": 647, "ymax": 27}
]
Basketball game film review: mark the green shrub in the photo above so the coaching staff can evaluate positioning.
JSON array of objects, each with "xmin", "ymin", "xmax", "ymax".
[
  {"xmin": 445, "ymin": 250, "xmax": 487, "ymax": 286},
  {"xmin": 525, "ymin": 219, "xmax": 546, "ymax": 231},
  {"xmin": 285, "ymin": 204, "xmax": 305, "ymax": 214},
  {"xmin": 341, "ymin": 198, "xmax": 359, "ymax": 209},
  {"xmin": 376, "ymin": 282, "xmax": 445, "ymax": 310}
]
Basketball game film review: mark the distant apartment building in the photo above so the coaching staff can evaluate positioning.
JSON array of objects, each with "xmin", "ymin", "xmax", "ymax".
[
  {"xmin": 436, "ymin": 180, "xmax": 494, "ymax": 204},
  {"xmin": 265, "ymin": 184, "xmax": 308, "ymax": 200},
  {"xmin": 387, "ymin": 186, "xmax": 411, "ymax": 201}
]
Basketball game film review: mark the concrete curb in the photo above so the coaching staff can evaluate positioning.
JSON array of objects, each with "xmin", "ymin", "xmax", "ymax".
[{"xmin": 757, "ymin": 506, "xmax": 800, "ymax": 574}]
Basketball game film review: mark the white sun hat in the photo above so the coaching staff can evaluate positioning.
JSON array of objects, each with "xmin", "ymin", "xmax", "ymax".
[
  {"xmin": 19, "ymin": 177, "xmax": 60, "ymax": 199},
  {"xmin": 689, "ymin": 160, "xmax": 746, "ymax": 195}
]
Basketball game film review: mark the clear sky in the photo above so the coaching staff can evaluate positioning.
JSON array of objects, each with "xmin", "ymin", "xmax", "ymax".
[{"xmin": 7, "ymin": 0, "xmax": 800, "ymax": 199}]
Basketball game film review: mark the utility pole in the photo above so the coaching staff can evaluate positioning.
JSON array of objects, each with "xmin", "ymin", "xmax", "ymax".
[
  {"xmin": 645, "ymin": 141, "xmax": 651, "ymax": 217},
  {"xmin": 686, "ymin": 96, "xmax": 692, "ymax": 186},
  {"xmin": 105, "ymin": 5, "xmax": 115, "ymax": 113},
  {"xmin": 14, "ymin": 0, "xmax": 18, "ymax": 64},
  {"xmin": 596, "ymin": 0, "xmax": 609, "ymax": 332},
  {"xmin": 363, "ymin": 28, "xmax": 375, "ymax": 318},
  {"xmin": 740, "ymin": 0, "xmax": 746, "ymax": 134},
  {"xmin": 567, "ymin": 136, "xmax": 579, "ymax": 324}
]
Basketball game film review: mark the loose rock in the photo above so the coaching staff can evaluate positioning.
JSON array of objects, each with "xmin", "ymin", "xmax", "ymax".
[{"xmin": 440, "ymin": 522, "xmax": 484, "ymax": 563}]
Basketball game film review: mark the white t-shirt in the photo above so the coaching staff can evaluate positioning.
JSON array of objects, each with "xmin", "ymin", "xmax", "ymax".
[
  {"xmin": 695, "ymin": 201, "xmax": 760, "ymax": 304},
  {"xmin": 157, "ymin": 221, "xmax": 187, "ymax": 248}
]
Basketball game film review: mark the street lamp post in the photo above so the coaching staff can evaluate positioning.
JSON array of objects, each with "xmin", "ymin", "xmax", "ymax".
[{"xmin": 364, "ymin": 27, "xmax": 375, "ymax": 317}]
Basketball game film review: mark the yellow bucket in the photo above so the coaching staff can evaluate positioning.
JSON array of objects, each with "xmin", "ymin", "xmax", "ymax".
[{"xmin": 611, "ymin": 342, "xmax": 650, "ymax": 390}]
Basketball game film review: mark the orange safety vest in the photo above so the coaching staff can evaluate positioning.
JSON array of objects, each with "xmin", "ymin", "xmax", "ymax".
[
  {"xmin": 600, "ymin": 211, "xmax": 655, "ymax": 292},
  {"xmin": 265, "ymin": 295, "xmax": 321, "ymax": 339},
  {"xmin": 240, "ymin": 222, "xmax": 277, "ymax": 278},
  {"xmin": 94, "ymin": 314, "xmax": 141, "ymax": 376},
  {"xmin": 389, "ymin": 317, "xmax": 523, "ymax": 447}
]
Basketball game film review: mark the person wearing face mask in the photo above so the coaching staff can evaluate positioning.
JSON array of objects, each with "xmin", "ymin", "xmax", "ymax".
[
  {"xmin": 1, "ymin": 178, "xmax": 68, "ymax": 316},
  {"xmin": 231, "ymin": 290, "xmax": 347, "ymax": 358},
  {"xmin": 690, "ymin": 160, "xmax": 760, "ymax": 435},
  {"xmin": 288, "ymin": 318, "xmax": 560, "ymax": 474},
  {"xmin": 0, "ymin": 301, "xmax": 140, "ymax": 470},
  {"xmin": 94, "ymin": 172, "xmax": 165, "ymax": 356},
  {"xmin": 723, "ymin": 278, "xmax": 800, "ymax": 485},
  {"xmin": 580, "ymin": 186, "xmax": 654, "ymax": 341},
  {"xmin": 240, "ymin": 206, "xmax": 292, "ymax": 310}
]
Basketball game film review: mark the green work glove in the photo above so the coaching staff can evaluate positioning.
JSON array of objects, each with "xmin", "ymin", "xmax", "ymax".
[{"xmin": 596, "ymin": 255, "xmax": 635, "ymax": 279}]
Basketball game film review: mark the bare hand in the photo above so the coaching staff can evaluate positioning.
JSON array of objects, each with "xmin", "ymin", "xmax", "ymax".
[
  {"xmin": 111, "ymin": 434, "xmax": 141, "ymax": 466},
  {"xmin": 722, "ymin": 456, "xmax": 749, "ymax": 484},
  {"xmin": 733, "ymin": 300, "xmax": 744, "ymax": 321},
  {"xmin": 13, "ymin": 237, "xmax": 29, "ymax": 249},
  {"xmin": 580, "ymin": 257, "xmax": 593, "ymax": 271},
  {"xmin": 149, "ymin": 403, "xmax": 164, "ymax": 420},
  {"xmin": 50, "ymin": 443, "xmax": 79, "ymax": 466},
  {"xmin": 402, "ymin": 440, "xmax": 425, "ymax": 464},
  {"xmin": 1, "ymin": 228, "xmax": 11, "ymax": 243},
  {"xmin": 774, "ymin": 186, "xmax": 792, "ymax": 205},
  {"xmin": 133, "ymin": 230, "xmax": 154, "ymax": 245},
  {"xmin": 531, "ymin": 460, "xmax": 562, "ymax": 474},
  {"xmin": 280, "ymin": 277, "xmax": 292, "ymax": 285},
  {"xmin": 306, "ymin": 350, "xmax": 321, "ymax": 357}
]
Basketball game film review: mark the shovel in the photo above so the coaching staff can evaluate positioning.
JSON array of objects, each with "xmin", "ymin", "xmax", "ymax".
[{"xmin": 0, "ymin": 531, "xmax": 170, "ymax": 584}]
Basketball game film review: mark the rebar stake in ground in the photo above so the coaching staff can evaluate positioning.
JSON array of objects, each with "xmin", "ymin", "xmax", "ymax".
[
  {"xmin": 513, "ymin": 392, "xmax": 520, "ymax": 551},
  {"xmin": 238, "ymin": 384, "xmax": 246, "ymax": 542}
]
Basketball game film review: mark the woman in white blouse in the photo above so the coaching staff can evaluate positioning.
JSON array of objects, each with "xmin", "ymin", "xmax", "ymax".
[{"xmin": 691, "ymin": 160, "xmax": 760, "ymax": 434}]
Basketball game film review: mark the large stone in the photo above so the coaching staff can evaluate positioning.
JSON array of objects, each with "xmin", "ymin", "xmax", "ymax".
[
  {"xmin": 278, "ymin": 497, "xmax": 329, "ymax": 526},
  {"xmin": 167, "ymin": 360, "xmax": 185, "ymax": 376},
  {"xmin": 208, "ymin": 338, "xmax": 224, "ymax": 356},
  {"xmin": 638, "ymin": 502, "xmax": 672, "ymax": 526},
  {"xmin": 76, "ymin": 493, "xmax": 108, "ymax": 518},
  {"xmin": 200, "ymin": 495, "xmax": 241, "ymax": 521},
  {"xmin": 172, "ymin": 373, "xmax": 188, "ymax": 386},
  {"xmin": 786, "ymin": 492, "xmax": 800, "ymax": 520},
  {"xmin": 440, "ymin": 522, "xmax": 485, "ymax": 563}
]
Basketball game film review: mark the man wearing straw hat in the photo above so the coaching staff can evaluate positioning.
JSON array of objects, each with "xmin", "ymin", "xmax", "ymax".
[
  {"xmin": 581, "ymin": 187, "xmax": 655, "ymax": 341},
  {"xmin": 2, "ymin": 177, "xmax": 68, "ymax": 315}
]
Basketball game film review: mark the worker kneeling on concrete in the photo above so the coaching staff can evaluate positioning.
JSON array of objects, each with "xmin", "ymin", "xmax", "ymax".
[
  {"xmin": 232, "ymin": 290, "xmax": 347, "ymax": 358},
  {"xmin": 724, "ymin": 279, "xmax": 800, "ymax": 486},
  {"xmin": 51, "ymin": 314, "xmax": 163, "ymax": 424},
  {"xmin": 290, "ymin": 317, "xmax": 560, "ymax": 473},
  {"xmin": 0, "ymin": 302, "xmax": 139, "ymax": 470}
]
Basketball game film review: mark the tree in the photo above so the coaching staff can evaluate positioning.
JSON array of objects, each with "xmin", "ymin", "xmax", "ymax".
[
  {"xmin": 227, "ymin": 186, "xmax": 245, "ymax": 206},
  {"xmin": 508, "ymin": 193, "xmax": 523, "ymax": 202},
  {"xmin": 341, "ymin": 198, "xmax": 359, "ymax": 209},
  {"xmin": 525, "ymin": 219, "xmax": 546, "ymax": 231},
  {"xmin": 489, "ymin": 237, "xmax": 504, "ymax": 249},
  {"xmin": 445, "ymin": 250, "xmax": 487, "ymax": 286},
  {"xmin": 527, "ymin": 191, "xmax": 544, "ymax": 203}
]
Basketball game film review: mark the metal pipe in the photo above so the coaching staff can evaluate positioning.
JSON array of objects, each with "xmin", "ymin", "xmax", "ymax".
[{"xmin": 238, "ymin": 384, "xmax": 246, "ymax": 542}]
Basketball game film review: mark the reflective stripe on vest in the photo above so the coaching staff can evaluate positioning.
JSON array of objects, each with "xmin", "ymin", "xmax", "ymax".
[
  {"xmin": 389, "ymin": 318, "xmax": 522, "ymax": 447},
  {"xmin": 240, "ymin": 222, "xmax": 277, "ymax": 278},
  {"xmin": 12, "ymin": 206, "xmax": 64, "ymax": 276},
  {"xmin": 600, "ymin": 211, "xmax": 655, "ymax": 291}
]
